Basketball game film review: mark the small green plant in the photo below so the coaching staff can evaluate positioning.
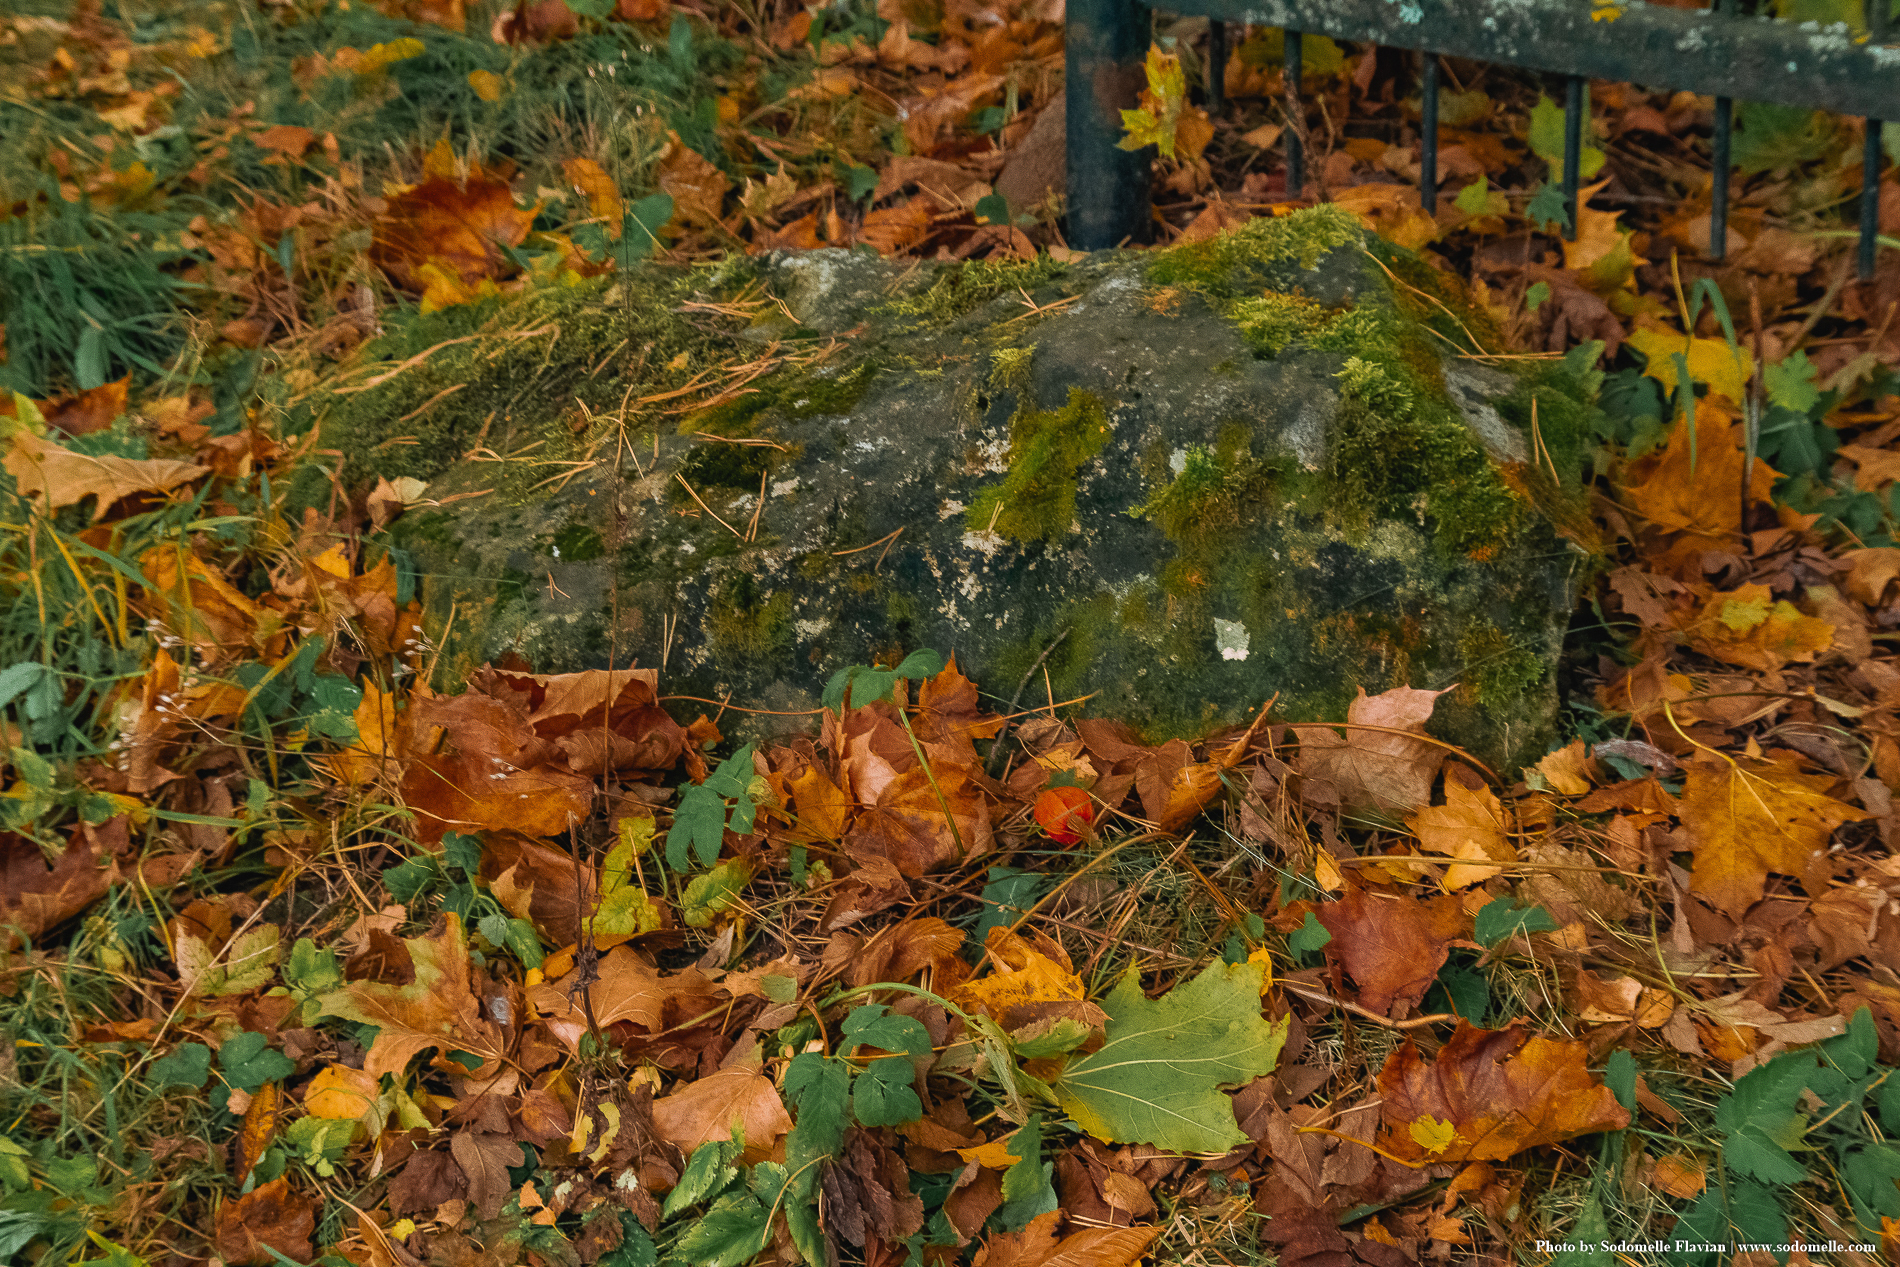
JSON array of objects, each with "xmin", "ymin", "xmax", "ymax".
[{"xmin": 382, "ymin": 831, "xmax": 544, "ymax": 966}]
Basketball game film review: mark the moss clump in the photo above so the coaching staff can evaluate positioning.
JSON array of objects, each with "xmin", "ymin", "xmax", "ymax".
[
  {"xmin": 989, "ymin": 345, "xmax": 1035, "ymax": 395},
  {"xmin": 707, "ymin": 576, "xmax": 794, "ymax": 663},
  {"xmin": 1458, "ymin": 618, "xmax": 1544, "ymax": 708},
  {"xmin": 783, "ymin": 359, "xmax": 882, "ymax": 420},
  {"xmin": 551, "ymin": 523, "xmax": 604, "ymax": 562},
  {"xmin": 966, "ymin": 388, "xmax": 1112, "ymax": 544},
  {"xmin": 1147, "ymin": 204, "xmax": 1363, "ymax": 298},
  {"xmin": 1329, "ymin": 355, "xmax": 1526, "ymax": 559},
  {"xmin": 874, "ymin": 255, "xmax": 1066, "ymax": 327},
  {"xmin": 1130, "ymin": 425, "xmax": 1278, "ymax": 549}
]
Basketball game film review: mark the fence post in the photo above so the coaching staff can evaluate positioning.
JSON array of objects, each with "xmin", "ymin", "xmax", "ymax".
[{"xmin": 1065, "ymin": 0, "xmax": 1152, "ymax": 249}]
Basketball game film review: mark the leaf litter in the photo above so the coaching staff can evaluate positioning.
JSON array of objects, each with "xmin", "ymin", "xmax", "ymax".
[{"xmin": 4, "ymin": 0, "xmax": 1900, "ymax": 1264}]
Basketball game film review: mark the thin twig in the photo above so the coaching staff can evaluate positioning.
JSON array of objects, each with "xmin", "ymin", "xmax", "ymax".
[{"xmin": 985, "ymin": 626, "xmax": 1072, "ymax": 778}]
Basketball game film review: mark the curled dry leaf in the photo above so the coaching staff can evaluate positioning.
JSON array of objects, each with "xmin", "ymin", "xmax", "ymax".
[
  {"xmin": 1293, "ymin": 685, "xmax": 1451, "ymax": 815},
  {"xmin": 1314, "ymin": 881, "xmax": 1469, "ymax": 1017},
  {"xmin": 214, "ymin": 1177, "xmax": 318, "ymax": 1267},
  {"xmin": 4, "ymin": 430, "xmax": 207, "ymax": 522},
  {"xmin": 1377, "ymin": 1020, "xmax": 1631, "ymax": 1163},
  {"xmin": 973, "ymin": 1209, "xmax": 1160, "ymax": 1267}
]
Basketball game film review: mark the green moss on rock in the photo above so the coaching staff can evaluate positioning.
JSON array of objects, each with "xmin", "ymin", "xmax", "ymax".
[{"xmin": 966, "ymin": 387, "xmax": 1112, "ymax": 544}]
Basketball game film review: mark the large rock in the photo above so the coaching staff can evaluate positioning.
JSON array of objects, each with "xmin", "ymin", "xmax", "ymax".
[{"xmin": 297, "ymin": 207, "xmax": 1599, "ymax": 770}]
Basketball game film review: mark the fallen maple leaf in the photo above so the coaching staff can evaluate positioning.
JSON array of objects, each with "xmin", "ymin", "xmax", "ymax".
[
  {"xmin": 1625, "ymin": 322, "xmax": 1753, "ymax": 407},
  {"xmin": 371, "ymin": 140, "xmax": 537, "ymax": 291},
  {"xmin": 1293, "ymin": 685, "xmax": 1451, "ymax": 814},
  {"xmin": 1620, "ymin": 400, "xmax": 1777, "ymax": 543},
  {"xmin": 214, "ymin": 1176, "xmax": 317, "ymax": 1266},
  {"xmin": 1377, "ymin": 1020, "xmax": 1630, "ymax": 1163},
  {"xmin": 395, "ymin": 686, "xmax": 594, "ymax": 844},
  {"xmin": 951, "ymin": 926, "xmax": 1104, "ymax": 1037},
  {"xmin": 656, "ymin": 131, "xmax": 728, "ymax": 231},
  {"xmin": 0, "ymin": 828, "xmax": 113, "ymax": 950},
  {"xmin": 1670, "ymin": 583, "xmax": 1834, "ymax": 670},
  {"xmin": 974, "ymin": 1209, "xmax": 1160, "ymax": 1267},
  {"xmin": 860, "ymin": 199, "xmax": 935, "ymax": 255},
  {"xmin": 1678, "ymin": 750, "xmax": 1870, "ymax": 917},
  {"xmin": 4, "ymin": 430, "xmax": 207, "ymax": 522},
  {"xmin": 313, "ymin": 913, "xmax": 508, "ymax": 1081},
  {"xmin": 1315, "ymin": 881, "xmax": 1469, "ymax": 1017},
  {"xmin": 1408, "ymin": 778, "xmax": 1514, "ymax": 890}
]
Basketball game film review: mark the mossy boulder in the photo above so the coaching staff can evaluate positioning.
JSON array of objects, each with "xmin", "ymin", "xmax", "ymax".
[{"xmin": 299, "ymin": 207, "xmax": 1599, "ymax": 771}]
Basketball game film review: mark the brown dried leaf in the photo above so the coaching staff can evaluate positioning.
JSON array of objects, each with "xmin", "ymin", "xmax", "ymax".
[
  {"xmin": 1679, "ymin": 750, "xmax": 1869, "ymax": 917},
  {"xmin": 214, "ymin": 1177, "xmax": 318, "ymax": 1266},
  {"xmin": 1293, "ymin": 685, "xmax": 1451, "ymax": 814},
  {"xmin": 1377, "ymin": 1021, "xmax": 1631, "ymax": 1163},
  {"xmin": 4, "ymin": 430, "xmax": 206, "ymax": 521},
  {"xmin": 1315, "ymin": 882, "xmax": 1468, "ymax": 1017}
]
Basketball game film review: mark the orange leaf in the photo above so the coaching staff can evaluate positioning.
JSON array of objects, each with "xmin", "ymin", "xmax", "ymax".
[
  {"xmin": 1669, "ymin": 583, "xmax": 1834, "ymax": 670},
  {"xmin": 312, "ymin": 913, "xmax": 509, "ymax": 1081},
  {"xmin": 974, "ymin": 1209, "xmax": 1160, "ymax": 1267},
  {"xmin": 1408, "ymin": 779, "xmax": 1514, "ymax": 890},
  {"xmin": 860, "ymin": 200, "xmax": 936, "ymax": 255},
  {"xmin": 214, "ymin": 1177, "xmax": 318, "ymax": 1267},
  {"xmin": 563, "ymin": 157, "xmax": 624, "ymax": 236},
  {"xmin": 372, "ymin": 150, "xmax": 537, "ymax": 289},
  {"xmin": 656, "ymin": 132, "xmax": 730, "ymax": 229},
  {"xmin": 1376, "ymin": 1021, "xmax": 1630, "ymax": 1163},
  {"xmin": 1620, "ymin": 400, "xmax": 1776, "ymax": 541},
  {"xmin": 950, "ymin": 927, "xmax": 1101, "ymax": 1035},
  {"xmin": 4, "ymin": 431, "xmax": 206, "ymax": 522},
  {"xmin": 37, "ymin": 376, "xmax": 129, "ymax": 436},
  {"xmin": 236, "ymin": 1081, "xmax": 283, "ymax": 1180},
  {"xmin": 1678, "ymin": 750, "xmax": 1870, "ymax": 917},
  {"xmin": 650, "ymin": 1063, "xmax": 792, "ymax": 1156}
]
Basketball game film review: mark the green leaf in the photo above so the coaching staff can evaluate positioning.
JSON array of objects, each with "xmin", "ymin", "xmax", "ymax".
[
  {"xmin": 1766, "ymin": 350, "xmax": 1821, "ymax": 416},
  {"xmin": 675, "ymin": 1191, "xmax": 772, "ymax": 1267},
  {"xmin": 974, "ymin": 193, "xmax": 1011, "ymax": 226},
  {"xmin": 1054, "ymin": 958, "xmax": 1287, "ymax": 1152},
  {"xmin": 1526, "ymin": 183, "xmax": 1570, "ymax": 234},
  {"xmin": 1527, "ymin": 94, "xmax": 1604, "ymax": 179},
  {"xmin": 667, "ymin": 784, "xmax": 730, "ymax": 872},
  {"xmin": 219, "ymin": 1031, "xmax": 293, "ymax": 1092},
  {"xmin": 1473, "ymin": 896, "xmax": 1560, "ymax": 947},
  {"xmin": 972, "ymin": 868, "xmax": 1045, "ymax": 951},
  {"xmin": 598, "ymin": 1215, "xmax": 657, "ymax": 1267},
  {"xmin": 841, "ymin": 1004, "xmax": 929, "ymax": 1058},
  {"xmin": 1603, "ymin": 1049, "xmax": 1637, "ymax": 1114},
  {"xmin": 1665, "ymin": 1178, "xmax": 1784, "ymax": 1267},
  {"xmin": 151, "ymin": 1041, "xmax": 211, "ymax": 1089},
  {"xmin": 1715, "ymin": 1055, "xmax": 1813, "ymax": 1185},
  {"xmin": 1547, "ymin": 1196, "xmax": 1613, "ymax": 1267},
  {"xmin": 995, "ymin": 1115, "xmax": 1059, "ymax": 1231},
  {"xmin": 1453, "ymin": 172, "xmax": 1507, "ymax": 218},
  {"xmin": 853, "ymin": 1057, "xmax": 923, "ymax": 1127},
  {"xmin": 664, "ymin": 1137, "xmax": 742, "ymax": 1217},
  {"xmin": 615, "ymin": 194, "xmax": 676, "ymax": 266},
  {"xmin": 284, "ymin": 937, "xmax": 343, "ymax": 997},
  {"xmin": 683, "ymin": 857, "xmax": 754, "ymax": 928},
  {"xmin": 840, "ymin": 163, "xmax": 878, "ymax": 203},
  {"xmin": 783, "ymin": 1052, "xmax": 851, "ymax": 1197},
  {"xmin": 1732, "ymin": 101, "xmax": 1837, "ymax": 174},
  {"xmin": 1287, "ymin": 911, "xmax": 1331, "ymax": 958},
  {"xmin": 1525, "ymin": 281, "xmax": 1552, "ymax": 313},
  {"xmin": 75, "ymin": 326, "xmax": 106, "ymax": 390}
]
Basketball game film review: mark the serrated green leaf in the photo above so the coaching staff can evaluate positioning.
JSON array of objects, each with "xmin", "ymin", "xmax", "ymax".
[
  {"xmin": 1473, "ymin": 897, "xmax": 1560, "ymax": 947},
  {"xmin": 664, "ymin": 1137, "xmax": 742, "ymax": 1217},
  {"xmin": 682, "ymin": 857, "xmax": 754, "ymax": 928},
  {"xmin": 219, "ymin": 1031, "xmax": 293, "ymax": 1092},
  {"xmin": 784, "ymin": 1053, "xmax": 850, "ymax": 1197},
  {"xmin": 1548, "ymin": 1197, "xmax": 1612, "ymax": 1267},
  {"xmin": 1528, "ymin": 94, "xmax": 1604, "ymax": 179},
  {"xmin": 1288, "ymin": 911, "xmax": 1331, "ymax": 958},
  {"xmin": 284, "ymin": 937, "xmax": 342, "ymax": 996},
  {"xmin": 852, "ymin": 1057, "xmax": 922, "ymax": 1127},
  {"xmin": 1765, "ymin": 350, "xmax": 1821, "ymax": 416},
  {"xmin": 151, "ymin": 1041, "xmax": 210, "ymax": 1089},
  {"xmin": 1054, "ymin": 958, "xmax": 1287, "ymax": 1152},
  {"xmin": 674, "ymin": 1191, "xmax": 771, "ymax": 1267},
  {"xmin": 1716, "ymin": 1056, "xmax": 1812, "ymax": 1185},
  {"xmin": 1603, "ymin": 1049, "xmax": 1637, "ymax": 1114},
  {"xmin": 841, "ymin": 1004, "xmax": 929, "ymax": 1058},
  {"xmin": 598, "ymin": 1214, "xmax": 657, "ymax": 1267},
  {"xmin": 666, "ymin": 784, "xmax": 729, "ymax": 872}
]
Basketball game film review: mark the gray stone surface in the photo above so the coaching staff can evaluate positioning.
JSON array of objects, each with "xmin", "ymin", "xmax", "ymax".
[{"xmin": 320, "ymin": 208, "xmax": 1593, "ymax": 770}]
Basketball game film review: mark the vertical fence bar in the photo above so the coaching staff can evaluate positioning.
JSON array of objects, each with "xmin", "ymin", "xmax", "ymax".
[
  {"xmin": 1064, "ymin": 0, "xmax": 1152, "ymax": 249},
  {"xmin": 1420, "ymin": 54, "xmax": 1439, "ymax": 214},
  {"xmin": 1864, "ymin": 121, "xmax": 1883, "ymax": 283},
  {"xmin": 1711, "ymin": 96, "xmax": 1732, "ymax": 261},
  {"xmin": 1285, "ymin": 29, "xmax": 1303, "ymax": 197},
  {"xmin": 1208, "ymin": 20, "xmax": 1228, "ymax": 116},
  {"xmin": 1865, "ymin": 0, "xmax": 1888, "ymax": 283},
  {"xmin": 1561, "ymin": 75, "xmax": 1583, "ymax": 241},
  {"xmin": 1711, "ymin": 0, "xmax": 1735, "ymax": 261}
]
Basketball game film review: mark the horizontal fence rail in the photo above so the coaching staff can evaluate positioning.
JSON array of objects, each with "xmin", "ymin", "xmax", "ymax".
[{"xmin": 1065, "ymin": 0, "xmax": 1900, "ymax": 273}]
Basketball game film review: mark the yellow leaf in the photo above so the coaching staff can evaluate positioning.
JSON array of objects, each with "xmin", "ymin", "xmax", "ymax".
[
  {"xmin": 1407, "ymin": 780, "xmax": 1514, "ymax": 890},
  {"xmin": 1624, "ymin": 324, "xmax": 1753, "ymax": 406},
  {"xmin": 303, "ymin": 1066, "xmax": 379, "ymax": 1121},
  {"xmin": 955, "ymin": 1135, "xmax": 1024, "ymax": 1169},
  {"xmin": 563, "ymin": 158, "xmax": 624, "ymax": 237},
  {"xmin": 467, "ymin": 69, "xmax": 506, "ymax": 101},
  {"xmin": 1409, "ymin": 1114, "xmax": 1457, "ymax": 1155}
]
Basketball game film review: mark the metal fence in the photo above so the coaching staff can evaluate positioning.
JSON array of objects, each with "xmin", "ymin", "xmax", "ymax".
[{"xmin": 1064, "ymin": 0, "xmax": 1899, "ymax": 278}]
